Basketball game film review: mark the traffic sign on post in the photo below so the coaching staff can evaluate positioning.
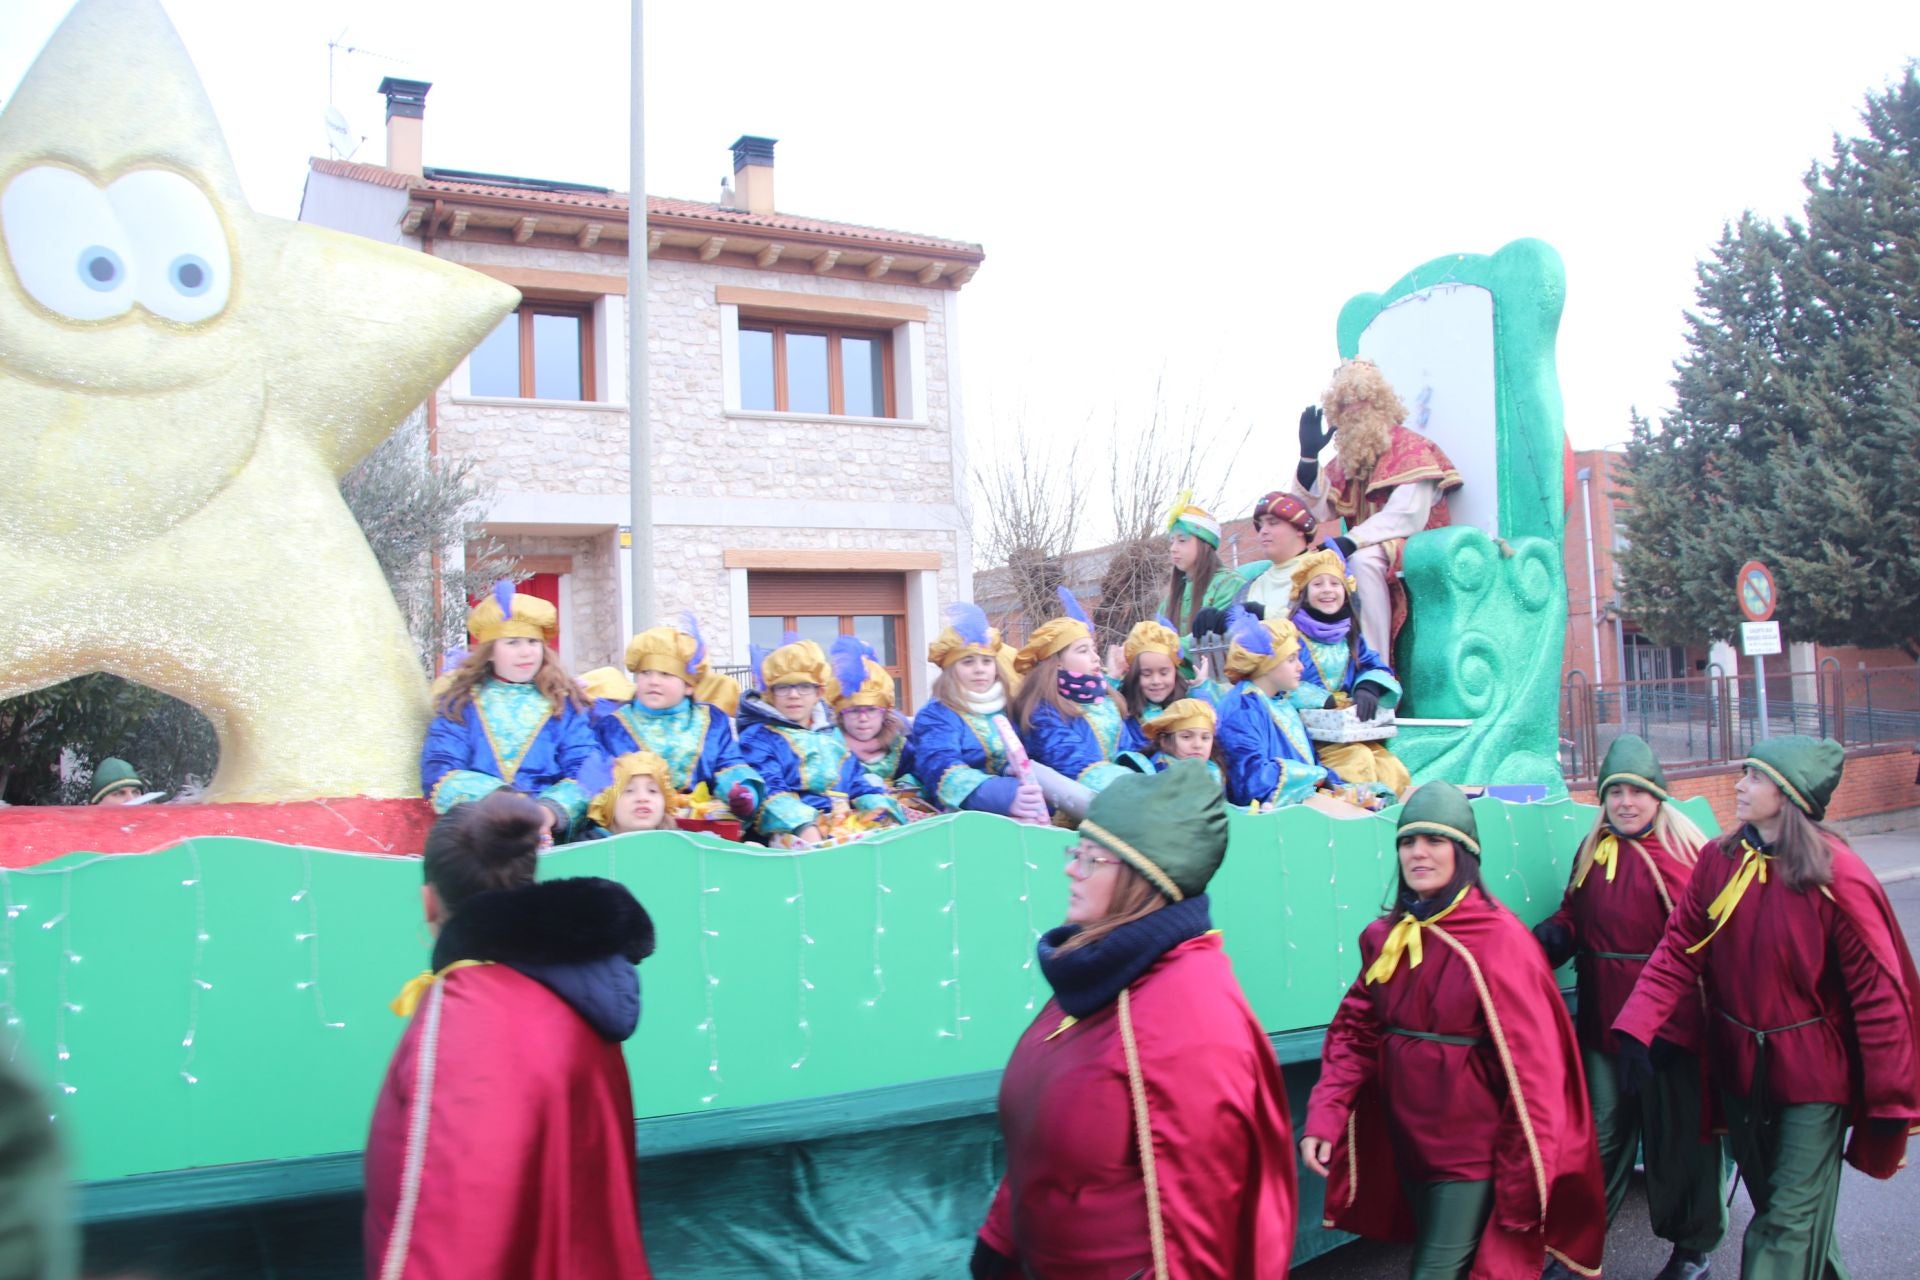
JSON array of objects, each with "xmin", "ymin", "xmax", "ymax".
[{"xmin": 1736, "ymin": 560, "xmax": 1778, "ymax": 738}]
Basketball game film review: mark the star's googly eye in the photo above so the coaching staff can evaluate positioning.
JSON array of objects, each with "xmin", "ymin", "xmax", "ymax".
[
  {"xmin": 168, "ymin": 254, "xmax": 211, "ymax": 297},
  {"xmin": 78, "ymin": 245, "xmax": 126, "ymax": 292},
  {"xmin": 2, "ymin": 166, "xmax": 135, "ymax": 321}
]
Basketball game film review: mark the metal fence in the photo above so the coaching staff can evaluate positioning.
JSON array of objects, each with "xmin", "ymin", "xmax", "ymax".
[{"xmin": 1561, "ymin": 662, "xmax": 1920, "ymax": 783}]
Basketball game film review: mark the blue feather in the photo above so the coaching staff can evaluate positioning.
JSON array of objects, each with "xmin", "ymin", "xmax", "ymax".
[
  {"xmin": 782, "ymin": 629, "xmax": 801, "ymax": 647},
  {"xmin": 1155, "ymin": 615, "xmax": 1189, "ymax": 661},
  {"xmin": 749, "ymin": 643, "xmax": 775, "ymax": 691},
  {"xmin": 1225, "ymin": 605, "xmax": 1273, "ymax": 656},
  {"xmin": 490, "ymin": 579, "xmax": 516, "ymax": 623},
  {"xmin": 943, "ymin": 602, "xmax": 991, "ymax": 648},
  {"xmin": 679, "ymin": 611, "xmax": 707, "ymax": 669},
  {"xmin": 440, "ymin": 647, "xmax": 469, "ymax": 674},
  {"xmin": 1056, "ymin": 585, "xmax": 1090, "ymax": 626},
  {"xmin": 829, "ymin": 634, "xmax": 873, "ymax": 694}
]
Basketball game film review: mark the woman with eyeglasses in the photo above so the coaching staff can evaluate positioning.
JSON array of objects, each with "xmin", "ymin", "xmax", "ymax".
[
  {"xmin": 1301, "ymin": 782, "xmax": 1605, "ymax": 1280},
  {"xmin": 970, "ymin": 761, "xmax": 1297, "ymax": 1280},
  {"xmin": 1613, "ymin": 737, "xmax": 1920, "ymax": 1279}
]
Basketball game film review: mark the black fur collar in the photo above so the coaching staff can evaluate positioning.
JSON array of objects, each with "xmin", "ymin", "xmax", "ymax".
[{"xmin": 432, "ymin": 876, "xmax": 655, "ymax": 971}]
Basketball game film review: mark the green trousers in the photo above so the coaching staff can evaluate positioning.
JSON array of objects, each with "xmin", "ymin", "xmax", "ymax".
[
  {"xmin": 1403, "ymin": 1178, "xmax": 1492, "ymax": 1280},
  {"xmin": 1721, "ymin": 1095, "xmax": 1849, "ymax": 1280},
  {"xmin": 1584, "ymin": 1045, "xmax": 1728, "ymax": 1251}
]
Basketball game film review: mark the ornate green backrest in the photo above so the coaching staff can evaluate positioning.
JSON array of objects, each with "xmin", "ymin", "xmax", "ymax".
[{"xmin": 1334, "ymin": 239, "xmax": 1569, "ymax": 790}]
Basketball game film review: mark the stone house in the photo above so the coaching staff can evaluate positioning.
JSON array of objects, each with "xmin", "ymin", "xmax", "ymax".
[{"xmin": 299, "ymin": 79, "xmax": 984, "ymax": 708}]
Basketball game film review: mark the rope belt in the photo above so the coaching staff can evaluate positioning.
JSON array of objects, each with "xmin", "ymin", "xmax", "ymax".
[
  {"xmin": 1716, "ymin": 1008, "xmax": 1828, "ymax": 1124},
  {"xmin": 1582, "ymin": 949, "xmax": 1653, "ymax": 962},
  {"xmin": 1387, "ymin": 1026, "xmax": 1485, "ymax": 1048}
]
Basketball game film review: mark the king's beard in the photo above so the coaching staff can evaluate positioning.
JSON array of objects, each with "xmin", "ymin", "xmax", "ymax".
[{"xmin": 1332, "ymin": 407, "xmax": 1396, "ymax": 480}]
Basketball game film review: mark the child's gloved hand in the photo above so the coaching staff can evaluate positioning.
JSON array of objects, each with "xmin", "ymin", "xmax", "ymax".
[
  {"xmin": 727, "ymin": 784, "xmax": 757, "ymax": 819},
  {"xmin": 1352, "ymin": 686, "xmax": 1382, "ymax": 721}
]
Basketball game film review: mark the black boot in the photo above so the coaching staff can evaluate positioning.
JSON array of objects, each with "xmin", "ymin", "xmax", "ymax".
[
  {"xmin": 1539, "ymin": 1260, "xmax": 1575, "ymax": 1280},
  {"xmin": 1652, "ymin": 1246, "xmax": 1711, "ymax": 1280}
]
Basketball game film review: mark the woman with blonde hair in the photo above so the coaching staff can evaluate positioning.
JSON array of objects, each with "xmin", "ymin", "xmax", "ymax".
[
  {"xmin": 421, "ymin": 581, "xmax": 603, "ymax": 844},
  {"xmin": 1009, "ymin": 588, "xmax": 1145, "ymax": 806},
  {"xmin": 971, "ymin": 763, "xmax": 1297, "ymax": 1278},
  {"xmin": 1614, "ymin": 737, "xmax": 1920, "ymax": 1279},
  {"xmin": 1533, "ymin": 736, "xmax": 1724, "ymax": 1280}
]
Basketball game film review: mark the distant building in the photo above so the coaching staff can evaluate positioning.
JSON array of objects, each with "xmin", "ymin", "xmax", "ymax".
[{"xmin": 301, "ymin": 79, "xmax": 985, "ymax": 707}]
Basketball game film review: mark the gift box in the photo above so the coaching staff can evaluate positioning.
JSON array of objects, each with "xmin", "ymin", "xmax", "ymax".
[{"xmin": 1298, "ymin": 706, "xmax": 1398, "ymax": 743}]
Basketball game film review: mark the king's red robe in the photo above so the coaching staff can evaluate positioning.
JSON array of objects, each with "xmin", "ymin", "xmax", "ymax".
[
  {"xmin": 1322, "ymin": 424, "xmax": 1463, "ymax": 548},
  {"xmin": 363, "ymin": 965, "xmax": 652, "ymax": 1279},
  {"xmin": 1542, "ymin": 831, "xmax": 1706, "ymax": 1054},
  {"xmin": 1614, "ymin": 833, "xmax": 1920, "ymax": 1177},
  {"xmin": 979, "ymin": 933, "xmax": 1297, "ymax": 1279},
  {"xmin": 1305, "ymin": 886, "xmax": 1606, "ymax": 1279}
]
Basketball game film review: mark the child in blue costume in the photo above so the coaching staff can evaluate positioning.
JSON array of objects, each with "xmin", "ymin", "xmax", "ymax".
[
  {"xmin": 1140, "ymin": 697, "xmax": 1226, "ymax": 788},
  {"xmin": 737, "ymin": 638, "xmax": 905, "ymax": 846},
  {"xmin": 906, "ymin": 604, "xmax": 1050, "ymax": 821},
  {"xmin": 1009, "ymin": 587, "xmax": 1147, "ymax": 796},
  {"xmin": 828, "ymin": 636, "xmax": 928, "ymax": 807},
  {"xmin": 1214, "ymin": 610, "xmax": 1375, "ymax": 816},
  {"xmin": 590, "ymin": 615, "xmax": 763, "ymax": 823},
  {"xmin": 1116, "ymin": 616, "xmax": 1225, "ymax": 723},
  {"xmin": 1286, "ymin": 548, "xmax": 1413, "ymax": 799},
  {"xmin": 421, "ymin": 581, "xmax": 604, "ymax": 843}
]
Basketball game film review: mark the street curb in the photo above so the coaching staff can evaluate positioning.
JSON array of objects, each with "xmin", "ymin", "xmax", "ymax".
[{"xmin": 1879, "ymin": 866, "xmax": 1920, "ymax": 885}]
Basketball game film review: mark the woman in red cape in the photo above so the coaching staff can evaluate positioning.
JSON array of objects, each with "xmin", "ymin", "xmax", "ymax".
[
  {"xmin": 363, "ymin": 790, "xmax": 656, "ymax": 1280},
  {"xmin": 970, "ymin": 760, "xmax": 1297, "ymax": 1280},
  {"xmin": 1532, "ymin": 735, "xmax": 1726, "ymax": 1280},
  {"xmin": 1614, "ymin": 737, "xmax": 1920, "ymax": 1279},
  {"xmin": 1302, "ymin": 782, "xmax": 1606, "ymax": 1279}
]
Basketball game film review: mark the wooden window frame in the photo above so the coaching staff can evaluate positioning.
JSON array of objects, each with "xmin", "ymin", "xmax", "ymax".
[
  {"xmin": 482, "ymin": 300, "xmax": 595, "ymax": 401},
  {"xmin": 739, "ymin": 319, "xmax": 895, "ymax": 418}
]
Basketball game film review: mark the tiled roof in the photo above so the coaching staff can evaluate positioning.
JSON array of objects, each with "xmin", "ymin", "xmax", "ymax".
[{"xmin": 307, "ymin": 157, "xmax": 983, "ymax": 257}]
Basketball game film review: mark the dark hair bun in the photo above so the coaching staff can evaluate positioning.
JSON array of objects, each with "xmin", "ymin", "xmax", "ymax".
[{"xmin": 471, "ymin": 790, "xmax": 546, "ymax": 863}]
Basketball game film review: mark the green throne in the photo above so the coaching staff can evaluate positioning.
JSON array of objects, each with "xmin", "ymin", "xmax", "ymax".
[{"xmin": 1334, "ymin": 238, "xmax": 1569, "ymax": 792}]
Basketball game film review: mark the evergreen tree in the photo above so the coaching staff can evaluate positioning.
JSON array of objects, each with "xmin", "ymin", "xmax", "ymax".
[{"xmin": 1618, "ymin": 68, "xmax": 1920, "ymax": 657}]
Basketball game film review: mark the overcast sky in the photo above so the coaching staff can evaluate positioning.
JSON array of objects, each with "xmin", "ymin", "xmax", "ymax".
[{"xmin": 6, "ymin": 0, "xmax": 1917, "ymax": 542}]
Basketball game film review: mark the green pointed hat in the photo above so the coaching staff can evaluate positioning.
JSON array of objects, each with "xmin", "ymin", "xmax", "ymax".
[
  {"xmin": 1745, "ymin": 736, "xmax": 1845, "ymax": 821},
  {"xmin": 1396, "ymin": 781, "xmax": 1480, "ymax": 855},
  {"xmin": 88, "ymin": 757, "xmax": 143, "ymax": 803},
  {"xmin": 1597, "ymin": 734, "xmax": 1669, "ymax": 801},
  {"xmin": 1081, "ymin": 759, "xmax": 1227, "ymax": 901}
]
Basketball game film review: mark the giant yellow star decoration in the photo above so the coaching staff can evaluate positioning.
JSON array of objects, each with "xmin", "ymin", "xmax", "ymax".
[{"xmin": 0, "ymin": 0, "xmax": 519, "ymax": 801}]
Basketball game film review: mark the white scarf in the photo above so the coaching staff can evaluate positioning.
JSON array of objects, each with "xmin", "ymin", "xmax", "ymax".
[{"xmin": 962, "ymin": 684, "xmax": 1007, "ymax": 717}]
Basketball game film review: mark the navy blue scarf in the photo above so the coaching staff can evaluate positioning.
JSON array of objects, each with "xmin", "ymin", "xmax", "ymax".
[{"xmin": 1036, "ymin": 894, "xmax": 1212, "ymax": 1017}]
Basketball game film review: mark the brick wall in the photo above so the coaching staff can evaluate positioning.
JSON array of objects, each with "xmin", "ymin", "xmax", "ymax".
[{"xmin": 1569, "ymin": 744, "xmax": 1920, "ymax": 828}]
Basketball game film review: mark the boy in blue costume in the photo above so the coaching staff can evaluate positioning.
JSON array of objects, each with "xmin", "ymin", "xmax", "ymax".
[
  {"xmin": 1286, "ymin": 548, "xmax": 1412, "ymax": 798},
  {"xmin": 421, "ymin": 581, "xmax": 605, "ymax": 842},
  {"xmin": 591, "ymin": 616, "xmax": 763, "ymax": 822},
  {"xmin": 1008, "ymin": 587, "xmax": 1147, "ymax": 797},
  {"xmin": 906, "ymin": 604, "xmax": 1049, "ymax": 821},
  {"xmin": 1214, "ymin": 610, "xmax": 1379, "ymax": 816},
  {"xmin": 738, "ymin": 638, "xmax": 905, "ymax": 846}
]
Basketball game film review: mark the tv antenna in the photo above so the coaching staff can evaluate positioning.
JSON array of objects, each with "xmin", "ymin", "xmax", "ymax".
[{"xmin": 324, "ymin": 31, "xmax": 405, "ymax": 160}]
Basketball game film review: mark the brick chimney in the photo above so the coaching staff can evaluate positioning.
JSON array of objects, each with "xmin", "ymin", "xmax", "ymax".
[
  {"xmin": 379, "ymin": 77, "xmax": 431, "ymax": 177},
  {"xmin": 729, "ymin": 135, "xmax": 777, "ymax": 214}
]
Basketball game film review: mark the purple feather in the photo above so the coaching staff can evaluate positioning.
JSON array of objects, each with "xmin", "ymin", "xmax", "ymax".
[
  {"xmin": 1155, "ymin": 614, "xmax": 1189, "ymax": 661},
  {"xmin": 679, "ymin": 611, "xmax": 707, "ymax": 669},
  {"xmin": 749, "ymin": 643, "xmax": 774, "ymax": 691},
  {"xmin": 490, "ymin": 579, "xmax": 516, "ymax": 624},
  {"xmin": 440, "ymin": 647, "xmax": 469, "ymax": 674},
  {"xmin": 1226, "ymin": 605, "xmax": 1273, "ymax": 656},
  {"xmin": 829, "ymin": 635, "xmax": 873, "ymax": 694},
  {"xmin": 1056, "ymin": 585, "xmax": 1090, "ymax": 627},
  {"xmin": 943, "ymin": 602, "xmax": 992, "ymax": 648},
  {"xmin": 782, "ymin": 629, "xmax": 801, "ymax": 647}
]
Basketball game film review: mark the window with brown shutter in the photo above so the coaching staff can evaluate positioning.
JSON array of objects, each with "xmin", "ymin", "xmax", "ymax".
[{"xmin": 747, "ymin": 572, "xmax": 909, "ymax": 704}]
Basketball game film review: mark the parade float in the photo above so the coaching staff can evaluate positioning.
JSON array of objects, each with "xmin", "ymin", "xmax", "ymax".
[{"xmin": 0, "ymin": 1, "xmax": 1715, "ymax": 1274}]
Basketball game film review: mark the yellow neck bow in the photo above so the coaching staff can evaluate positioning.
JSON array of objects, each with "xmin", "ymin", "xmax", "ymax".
[
  {"xmin": 1575, "ymin": 833, "xmax": 1622, "ymax": 889},
  {"xmin": 1365, "ymin": 885, "xmax": 1472, "ymax": 985},
  {"xmin": 1684, "ymin": 840, "xmax": 1769, "ymax": 955},
  {"xmin": 390, "ymin": 959, "xmax": 492, "ymax": 1017}
]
